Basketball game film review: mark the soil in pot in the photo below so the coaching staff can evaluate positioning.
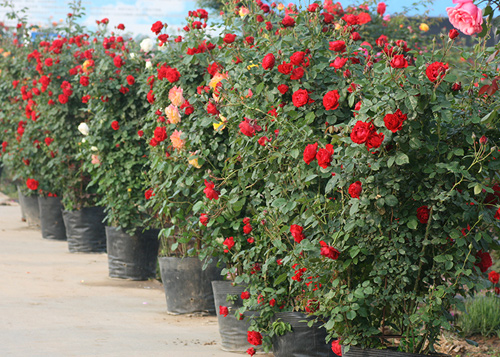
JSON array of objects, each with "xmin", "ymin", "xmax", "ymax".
[
  {"xmin": 62, "ymin": 206, "xmax": 106, "ymax": 253},
  {"xmin": 105, "ymin": 226, "xmax": 159, "ymax": 280},
  {"xmin": 272, "ymin": 311, "xmax": 335, "ymax": 357},
  {"xmin": 212, "ymin": 280, "xmax": 260, "ymax": 352},
  {"xmin": 159, "ymin": 257, "xmax": 222, "ymax": 315},
  {"xmin": 38, "ymin": 196, "xmax": 66, "ymax": 240}
]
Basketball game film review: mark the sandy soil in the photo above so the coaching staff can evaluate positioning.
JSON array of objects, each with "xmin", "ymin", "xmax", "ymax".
[{"xmin": 0, "ymin": 196, "xmax": 242, "ymax": 357}]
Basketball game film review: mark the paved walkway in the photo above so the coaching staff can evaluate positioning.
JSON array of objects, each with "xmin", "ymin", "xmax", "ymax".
[{"xmin": 0, "ymin": 195, "xmax": 238, "ymax": 357}]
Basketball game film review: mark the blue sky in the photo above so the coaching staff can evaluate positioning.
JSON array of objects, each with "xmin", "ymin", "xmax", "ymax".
[{"xmin": 0, "ymin": 0, "xmax": 454, "ymax": 36}]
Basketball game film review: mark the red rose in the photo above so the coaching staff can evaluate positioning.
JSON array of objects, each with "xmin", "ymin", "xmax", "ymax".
[
  {"xmin": 245, "ymin": 36, "xmax": 254, "ymax": 45},
  {"xmin": 292, "ymin": 89, "xmax": 309, "ymax": 107},
  {"xmin": 80, "ymin": 76, "xmax": 89, "ymax": 86},
  {"xmin": 147, "ymin": 90, "xmax": 155, "ymax": 104},
  {"xmin": 256, "ymin": 15, "xmax": 264, "ymax": 22},
  {"xmin": 452, "ymin": 82, "xmax": 462, "ymax": 91},
  {"xmin": 348, "ymin": 181, "xmax": 362, "ymax": 199},
  {"xmin": 342, "ymin": 14, "xmax": 358, "ymax": 26},
  {"xmin": 320, "ymin": 240, "xmax": 340, "ymax": 260},
  {"xmin": 290, "ymin": 51, "xmax": 305, "ymax": 66},
  {"xmin": 426, "ymin": 62, "xmax": 448, "ymax": 82},
  {"xmin": 223, "ymin": 33, "xmax": 236, "ymax": 44},
  {"xmin": 204, "ymin": 179, "xmax": 220, "ymax": 200},
  {"xmin": 223, "ymin": 237, "xmax": 234, "ymax": 252},
  {"xmin": 247, "ymin": 331, "xmax": 262, "ymax": 346},
  {"xmin": 247, "ymin": 347, "xmax": 256, "ymax": 356},
  {"xmin": 262, "ymin": 53, "xmax": 275, "ymax": 70},
  {"xmin": 290, "ymin": 224, "xmax": 305, "ymax": 243},
  {"xmin": 44, "ymin": 137, "xmax": 53, "ymax": 146},
  {"xmin": 277, "ymin": 84, "xmax": 289, "ymax": 94},
  {"xmin": 282, "ymin": 15, "xmax": 295, "ymax": 27},
  {"xmin": 113, "ymin": 56, "xmax": 124, "ymax": 68},
  {"xmin": 351, "ymin": 32, "xmax": 361, "ymax": 41},
  {"xmin": 350, "ymin": 121, "xmax": 371, "ymax": 144},
  {"xmin": 219, "ymin": 305, "xmax": 229, "ymax": 317},
  {"xmin": 366, "ymin": 131, "xmax": 385, "ymax": 149},
  {"xmin": 475, "ymin": 251, "xmax": 493, "ymax": 273},
  {"xmin": 308, "ymin": 3, "xmax": 319, "ymax": 12},
  {"xmin": 390, "ymin": 55, "xmax": 408, "ymax": 68},
  {"xmin": 377, "ymin": 2, "xmax": 386, "ymax": 15},
  {"xmin": 358, "ymin": 12, "xmax": 371, "ymax": 24},
  {"xmin": 154, "ymin": 126, "xmax": 167, "ymax": 142},
  {"xmin": 207, "ymin": 101, "xmax": 219, "ymax": 116},
  {"xmin": 126, "ymin": 75, "xmax": 135, "ymax": 85},
  {"xmin": 303, "ymin": 142, "xmax": 318, "ymax": 164},
  {"xmin": 58, "ymin": 94, "xmax": 68, "ymax": 104},
  {"xmin": 241, "ymin": 291, "xmax": 250, "ymax": 299},
  {"xmin": 495, "ymin": 207, "xmax": 500, "ymax": 220},
  {"xmin": 239, "ymin": 119, "xmax": 255, "ymax": 137},
  {"xmin": 417, "ymin": 206, "xmax": 430, "ymax": 224},
  {"xmin": 26, "ymin": 178, "xmax": 39, "ymax": 191},
  {"xmin": 82, "ymin": 95, "xmax": 90, "ymax": 103},
  {"xmin": 316, "ymin": 144, "xmax": 334, "ymax": 169},
  {"xmin": 165, "ymin": 67, "xmax": 180, "ymax": 83},
  {"xmin": 151, "ymin": 21, "xmax": 164, "ymax": 34},
  {"xmin": 45, "ymin": 58, "xmax": 53, "ymax": 66},
  {"xmin": 384, "ymin": 109, "xmax": 407, "ymax": 133},
  {"xmin": 449, "ymin": 29, "xmax": 459, "ymax": 39},
  {"xmin": 117, "ymin": 23, "xmax": 125, "ymax": 30},
  {"xmin": 290, "ymin": 67, "xmax": 304, "ymax": 80},
  {"xmin": 200, "ymin": 213, "xmax": 209, "ymax": 226},
  {"xmin": 144, "ymin": 189, "xmax": 154, "ymax": 200},
  {"xmin": 329, "ymin": 40, "xmax": 346, "ymax": 52},
  {"xmin": 119, "ymin": 85, "xmax": 129, "ymax": 94},
  {"xmin": 323, "ymin": 90, "xmax": 340, "ymax": 111},
  {"xmin": 278, "ymin": 62, "xmax": 293, "ymax": 75},
  {"xmin": 376, "ymin": 34, "xmax": 388, "ymax": 47},
  {"xmin": 489, "ymin": 270, "xmax": 500, "ymax": 284},
  {"xmin": 243, "ymin": 224, "xmax": 252, "ymax": 235},
  {"xmin": 331, "ymin": 340, "xmax": 342, "ymax": 356},
  {"xmin": 331, "ymin": 57, "xmax": 348, "ymax": 69}
]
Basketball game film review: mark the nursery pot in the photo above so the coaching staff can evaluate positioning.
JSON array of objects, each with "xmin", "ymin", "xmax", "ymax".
[
  {"xmin": 38, "ymin": 196, "xmax": 66, "ymax": 240},
  {"xmin": 105, "ymin": 226, "xmax": 159, "ymax": 280},
  {"xmin": 341, "ymin": 346, "xmax": 449, "ymax": 357},
  {"xmin": 17, "ymin": 186, "xmax": 40, "ymax": 227},
  {"xmin": 272, "ymin": 311, "xmax": 335, "ymax": 357},
  {"xmin": 159, "ymin": 257, "xmax": 222, "ymax": 315},
  {"xmin": 62, "ymin": 206, "xmax": 106, "ymax": 253},
  {"xmin": 212, "ymin": 280, "xmax": 258, "ymax": 352}
]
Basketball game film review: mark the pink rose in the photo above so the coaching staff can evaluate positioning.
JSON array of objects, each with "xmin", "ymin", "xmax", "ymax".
[{"xmin": 446, "ymin": 0, "xmax": 483, "ymax": 35}]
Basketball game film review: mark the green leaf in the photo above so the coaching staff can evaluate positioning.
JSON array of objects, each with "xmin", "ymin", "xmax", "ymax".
[
  {"xmin": 434, "ymin": 255, "xmax": 447, "ymax": 263},
  {"xmin": 407, "ymin": 217, "xmax": 418, "ymax": 230},
  {"xmin": 385, "ymin": 195, "xmax": 398, "ymax": 206},
  {"xmin": 395, "ymin": 152, "xmax": 409, "ymax": 165},
  {"xmin": 305, "ymin": 174, "xmax": 318, "ymax": 183},
  {"xmin": 272, "ymin": 198, "xmax": 287, "ymax": 208},
  {"xmin": 274, "ymin": 273, "xmax": 288, "ymax": 286},
  {"xmin": 474, "ymin": 184, "xmax": 482, "ymax": 195}
]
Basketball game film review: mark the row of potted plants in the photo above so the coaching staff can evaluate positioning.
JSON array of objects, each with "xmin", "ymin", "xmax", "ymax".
[{"xmin": 2, "ymin": 0, "xmax": 500, "ymax": 355}]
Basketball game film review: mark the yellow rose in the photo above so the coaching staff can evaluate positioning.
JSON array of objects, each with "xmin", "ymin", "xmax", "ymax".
[
  {"xmin": 419, "ymin": 23, "xmax": 429, "ymax": 32},
  {"xmin": 239, "ymin": 7, "xmax": 250, "ymax": 17},
  {"xmin": 277, "ymin": 3, "xmax": 284, "ymax": 10},
  {"xmin": 188, "ymin": 157, "xmax": 201, "ymax": 168}
]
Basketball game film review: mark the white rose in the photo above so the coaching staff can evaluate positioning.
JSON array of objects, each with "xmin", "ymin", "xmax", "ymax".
[
  {"xmin": 145, "ymin": 60, "xmax": 152, "ymax": 69},
  {"xmin": 140, "ymin": 38, "xmax": 153, "ymax": 52},
  {"xmin": 91, "ymin": 146, "xmax": 98, "ymax": 151},
  {"xmin": 82, "ymin": 138, "xmax": 86, "ymax": 143},
  {"xmin": 78, "ymin": 122, "xmax": 89, "ymax": 136},
  {"xmin": 130, "ymin": 52, "xmax": 135, "ymax": 59}
]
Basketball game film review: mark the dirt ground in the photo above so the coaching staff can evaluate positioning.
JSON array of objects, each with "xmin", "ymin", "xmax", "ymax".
[{"xmin": 0, "ymin": 194, "xmax": 239, "ymax": 357}]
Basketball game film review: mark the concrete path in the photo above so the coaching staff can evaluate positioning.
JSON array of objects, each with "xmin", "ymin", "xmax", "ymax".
[{"xmin": 0, "ymin": 197, "xmax": 240, "ymax": 357}]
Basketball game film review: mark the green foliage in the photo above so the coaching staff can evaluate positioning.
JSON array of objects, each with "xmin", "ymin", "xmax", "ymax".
[{"xmin": 457, "ymin": 295, "xmax": 500, "ymax": 337}]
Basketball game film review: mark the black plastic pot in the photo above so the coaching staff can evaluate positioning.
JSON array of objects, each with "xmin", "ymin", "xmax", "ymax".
[
  {"xmin": 62, "ymin": 207, "xmax": 106, "ymax": 253},
  {"xmin": 341, "ymin": 346, "xmax": 446, "ymax": 357},
  {"xmin": 105, "ymin": 226, "xmax": 159, "ymax": 280},
  {"xmin": 17, "ymin": 186, "xmax": 40, "ymax": 227},
  {"xmin": 272, "ymin": 311, "xmax": 335, "ymax": 357},
  {"xmin": 159, "ymin": 257, "xmax": 222, "ymax": 315},
  {"xmin": 212, "ymin": 280, "xmax": 259, "ymax": 352},
  {"xmin": 38, "ymin": 196, "xmax": 66, "ymax": 240}
]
